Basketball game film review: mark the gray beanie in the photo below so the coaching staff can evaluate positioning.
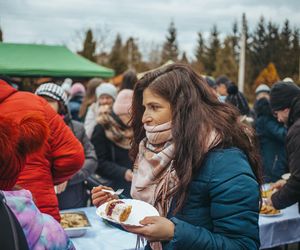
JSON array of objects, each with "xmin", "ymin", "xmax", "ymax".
[
  {"xmin": 270, "ymin": 81, "xmax": 300, "ymax": 111},
  {"xmin": 96, "ymin": 83, "xmax": 117, "ymax": 100},
  {"xmin": 255, "ymin": 84, "xmax": 270, "ymax": 96}
]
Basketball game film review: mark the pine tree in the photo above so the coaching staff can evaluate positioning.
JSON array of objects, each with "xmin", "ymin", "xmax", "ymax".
[
  {"xmin": 249, "ymin": 16, "xmax": 268, "ymax": 83},
  {"xmin": 291, "ymin": 28, "xmax": 300, "ymax": 80},
  {"xmin": 204, "ymin": 25, "xmax": 220, "ymax": 75},
  {"xmin": 180, "ymin": 52, "xmax": 189, "ymax": 64},
  {"xmin": 265, "ymin": 22, "xmax": 280, "ymax": 66},
  {"xmin": 194, "ymin": 32, "xmax": 206, "ymax": 72},
  {"xmin": 279, "ymin": 20, "xmax": 293, "ymax": 77},
  {"xmin": 231, "ymin": 20, "xmax": 239, "ymax": 60},
  {"xmin": 109, "ymin": 34, "xmax": 127, "ymax": 75},
  {"xmin": 213, "ymin": 37, "xmax": 238, "ymax": 82},
  {"xmin": 79, "ymin": 29, "xmax": 96, "ymax": 62},
  {"xmin": 123, "ymin": 37, "xmax": 142, "ymax": 71},
  {"xmin": 161, "ymin": 21, "xmax": 179, "ymax": 63}
]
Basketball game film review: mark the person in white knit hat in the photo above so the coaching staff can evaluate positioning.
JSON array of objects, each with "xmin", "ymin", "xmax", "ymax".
[
  {"xmin": 255, "ymin": 84, "xmax": 270, "ymax": 101},
  {"xmin": 84, "ymin": 83, "xmax": 117, "ymax": 138},
  {"xmin": 91, "ymin": 89, "xmax": 134, "ymax": 197}
]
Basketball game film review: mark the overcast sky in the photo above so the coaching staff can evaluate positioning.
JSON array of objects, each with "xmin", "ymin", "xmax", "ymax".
[{"xmin": 1, "ymin": 0, "xmax": 300, "ymax": 60}]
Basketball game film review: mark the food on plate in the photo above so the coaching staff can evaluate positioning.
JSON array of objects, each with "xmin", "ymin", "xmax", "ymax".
[
  {"xmin": 60, "ymin": 213, "xmax": 89, "ymax": 228},
  {"xmin": 105, "ymin": 199, "xmax": 132, "ymax": 222},
  {"xmin": 261, "ymin": 189, "xmax": 273, "ymax": 198},
  {"xmin": 260, "ymin": 204, "xmax": 280, "ymax": 215}
]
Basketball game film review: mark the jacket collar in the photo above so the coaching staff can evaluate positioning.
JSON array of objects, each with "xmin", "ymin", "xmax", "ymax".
[{"xmin": 0, "ymin": 80, "xmax": 17, "ymax": 104}]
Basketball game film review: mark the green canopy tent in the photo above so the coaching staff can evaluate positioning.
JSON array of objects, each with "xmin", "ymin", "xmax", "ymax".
[{"xmin": 0, "ymin": 43, "xmax": 114, "ymax": 78}]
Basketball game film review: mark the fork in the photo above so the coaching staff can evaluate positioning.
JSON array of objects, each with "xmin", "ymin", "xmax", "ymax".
[{"xmin": 102, "ymin": 188, "xmax": 124, "ymax": 196}]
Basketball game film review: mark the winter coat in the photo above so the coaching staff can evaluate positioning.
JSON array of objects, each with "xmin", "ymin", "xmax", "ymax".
[
  {"xmin": 68, "ymin": 95, "xmax": 83, "ymax": 122},
  {"xmin": 91, "ymin": 124, "xmax": 133, "ymax": 197},
  {"xmin": 57, "ymin": 120, "xmax": 97, "ymax": 209},
  {"xmin": 3, "ymin": 190, "xmax": 74, "ymax": 250},
  {"xmin": 254, "ymin": 98, "xmax": 287, "ymax": 182},
  {"xmin": 146, "ymin": 148, "xmax": 260, "ymax": 250},
  {"xmin": 0, "ymin": 80, "xmax": 85, "ymax": 221},
  {"xmin": 272, "ymin": 96, "xmax": 300, "ymax": 210}
]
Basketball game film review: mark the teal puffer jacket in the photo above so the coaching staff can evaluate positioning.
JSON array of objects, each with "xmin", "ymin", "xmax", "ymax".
[{"xmin": 163, "ymin": 148, "xmax": 260, "ymax": 250}]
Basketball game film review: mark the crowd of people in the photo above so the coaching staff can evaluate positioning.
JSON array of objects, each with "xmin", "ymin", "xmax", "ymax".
[{"xmin": 1, "ymin": 64, "xmax": 300, "ymax": 250}]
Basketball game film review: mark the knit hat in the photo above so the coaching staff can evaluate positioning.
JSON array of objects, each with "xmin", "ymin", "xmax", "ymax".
[
  {"xmin": 70, "ymin": 82, "xmax": 86, "ymax": 97},
  {"xmin": 205, "ymin": 76, "xmax": 217, "ymax": 89},
  {"xmin": 216, "ymin": 75, "xmax": 230, "ymax": 87},
  {"xmin": 255, "ymin": 84, "xmax": 270, "ymax": 95},
  {"xmin": 270, "ymin": 81, "xmax": 300, "ymax": 111},
  {"xmin": 226, "ymin": 85, "xmax": 250, "ymax": 115},
  {"xmin": 35, "ymin": 83, "xmax": 68, "ymax": 106},
  {"xmin": 0, "ymin": 114, "xmax": 49, "ymax": 190},
  {"xmin": 61, "ymin": 78, "xmax": 72, "ymax": 94},
  {"xmin": 113, "ymin": 89, "xmax": 133, "ymax": 116},
  {"xmin": 96, "ymin": 83, "xmax": 117, "ymax": 100}
]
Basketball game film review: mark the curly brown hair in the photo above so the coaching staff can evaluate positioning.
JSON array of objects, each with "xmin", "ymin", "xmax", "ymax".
[{"xmin": 130, "ymin": 63, "xmax": 262, "ymax": 213}]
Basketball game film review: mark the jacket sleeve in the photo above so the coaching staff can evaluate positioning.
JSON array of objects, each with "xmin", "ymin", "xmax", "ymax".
[
  {"xmin": 84, "ymin": 104, "xmax": 97, "ymax": 139},
  {"xmin": 168, "ymin": 153, "xmax": 260, "ymax": 250},
  {"xmin": 272, "ymin": 125, "xmax": 300, "ymax": 209},
  {"xmin": 46, "ymin": 103, "xmax": 85, "ymax": 185},
  {"xmin": 68, "ymin": 121, "xmax": 98, "ymax": 185},
  {"xmin": 264, "ymin": 119, "xmax": 287, "ymax": 143},
  {"xmin": 91, "ymin": 124, "xmax": 128, "ymax": 180}
]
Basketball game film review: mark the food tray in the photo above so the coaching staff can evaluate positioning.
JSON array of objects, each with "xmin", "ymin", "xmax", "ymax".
[{"xmin": 60, "ymin": 210, "xmax": 91, "ymax": 237}]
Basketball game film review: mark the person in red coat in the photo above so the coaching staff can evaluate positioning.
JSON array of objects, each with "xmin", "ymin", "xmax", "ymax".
[{"xmin": 0, "ymin": 79, "xmax": 85, "ymax": 221}]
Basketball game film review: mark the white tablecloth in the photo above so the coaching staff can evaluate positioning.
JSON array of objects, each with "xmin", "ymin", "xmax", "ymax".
[
  {"xmin": 65, "ymin": 207, "xmax": 138, "ymax": 250},
  {"xmin": 63, "ymin": 203, "xmax": 300, "ymax": 250},
  {"xmin": 259, "ymin": 203, "xmax": 300, "ymax": 249}
]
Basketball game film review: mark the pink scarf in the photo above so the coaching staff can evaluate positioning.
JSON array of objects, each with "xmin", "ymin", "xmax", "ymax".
[
  {"xmin": 131, "ymin": 122, "xmax": 221, "ymax": 250},
  {"xmin": 131, "ymin": 122, "xmax": 178, "ymax": 250}
]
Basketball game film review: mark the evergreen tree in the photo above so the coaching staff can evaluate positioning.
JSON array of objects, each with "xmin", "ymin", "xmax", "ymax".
[
  {"xmin": 204, "ymin": 25, "xmax": 220, "ymax": 75},
  {"xmin": 291, "ymin": 28, "xmax": 300, "ymax": 80},
  {"xmin": 79, "ymin": 29, "xmax": 96, "ymax": 62},
  {"xmin": 123, "ymin": 37, "xmax": 142, "ymax": 71},
  {"xmin": 249, "ymin": 16, "xmax": 268, "ymax": 83},
  {"xmin": 109, "ymin": 34, "xmax": 127, "ymax": 75},
  {"xmin": 194, "ymin": 32, "xmax": 206, "ymax": 71},
  {"xmin": 265, "ymin": 21, "xmax": 280, "ymax": 65},
  {"xmin": 231, "ymin": 20, "xmax": 239, "ymax": 60},
  {"xmin": 0, "ymin": 26, "xmax": 3, "ymax": 42},
  {"xmin": 180, "ymin": 51, "xmax": 189, "ymax": 64},
  {"xmin": 161, "ymin": 21, "xmax": 179, "ymax": 63},
  {"xmin": 279, "ymin": 20, "xmax": 293, "ymax": 77},
  {"xmin": 213, "ymin": 37, "xmax": 238, "ymax": 82}
]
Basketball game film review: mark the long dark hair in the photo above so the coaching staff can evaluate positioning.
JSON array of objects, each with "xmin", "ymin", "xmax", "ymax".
[{"xmin": 130, "ymin": 64, "xmax": 262, "ymax": 213}]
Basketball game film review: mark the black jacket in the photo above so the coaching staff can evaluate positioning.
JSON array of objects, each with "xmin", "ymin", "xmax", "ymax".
[
  {"xmin": 254, "ymin": 98, "xmax": 287, "ymax": 182},
  {"xmin": 272, "ymin": 96, "xmax": 300, "ymax": 210},
  {"xmin": 91, "ymin": 124, "xmax": 133, "ymax": 197}
]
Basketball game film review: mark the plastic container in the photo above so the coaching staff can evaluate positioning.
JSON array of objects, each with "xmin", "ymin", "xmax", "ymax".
[{"xmin": 60, "ymin": 211, "xmax": 91, "ymax": 238}]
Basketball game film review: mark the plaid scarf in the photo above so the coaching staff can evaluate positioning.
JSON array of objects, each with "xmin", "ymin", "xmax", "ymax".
[
  {"xmin": 97, "ymin": 112, "xmax": 133, "ymax": 149},
  {"xmin": 131, "ymin": 122, "xmax": 178, "ymax": 250}
]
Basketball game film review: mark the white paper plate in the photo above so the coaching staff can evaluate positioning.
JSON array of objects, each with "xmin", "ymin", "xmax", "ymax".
[
  {"xmin": 282, "ymin": 173, "xmax": 291, "ymax": 180},
  {"xmin": 260, "ymin": 210, "xmax": 283, "ymax": 217},
  {"xmin": 96, "ymin": 199, "xmax": 159, "ymax": 226}
]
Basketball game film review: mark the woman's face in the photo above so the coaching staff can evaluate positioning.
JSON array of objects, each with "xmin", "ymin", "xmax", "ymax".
[
  {"xmin": 98, "ymin": 94, "xmax": 114, "ymax": 106},
  {"xmin": 142, "ymin": 88, "xmax": 172, "ymax": 126}
]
